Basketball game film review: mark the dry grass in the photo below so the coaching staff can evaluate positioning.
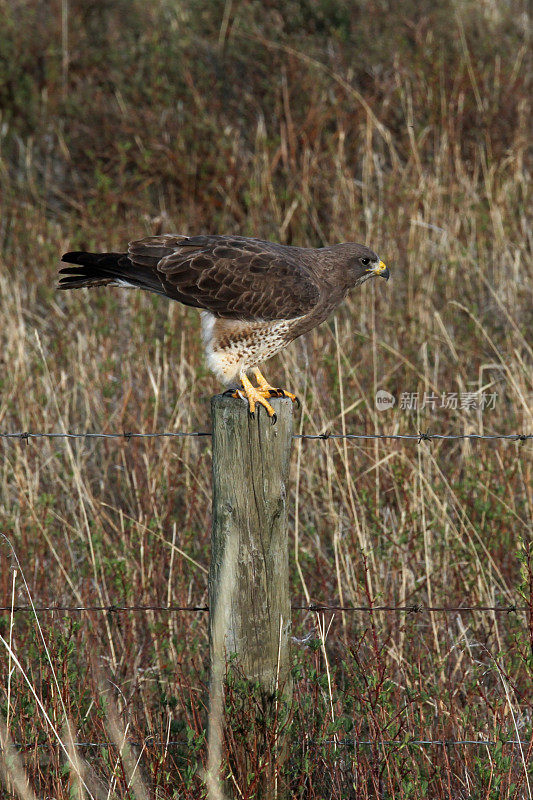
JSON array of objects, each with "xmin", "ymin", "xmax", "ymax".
[{"xmin": 0, "ymin": 0, "xmax": 532, "ymax": 797}]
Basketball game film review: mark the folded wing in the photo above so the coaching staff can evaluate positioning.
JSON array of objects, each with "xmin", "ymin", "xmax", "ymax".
[{"xmin": 131, "ymin": 234, "xmax": 321, "ymax": 320}]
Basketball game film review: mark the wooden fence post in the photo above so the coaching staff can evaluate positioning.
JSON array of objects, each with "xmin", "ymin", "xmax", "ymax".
[{"xmin": 207, "ymin": 393, "xmax": 293, "ymax": 799}]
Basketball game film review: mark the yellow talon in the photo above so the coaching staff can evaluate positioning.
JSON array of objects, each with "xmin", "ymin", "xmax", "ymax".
[
  {"xmin": 233, "ymin": 373, "xmax": 277, "ymax": 421},
  {"xmin": 230, "ymin": 369, "xmax": 301, "ymax": 421},
  {"xmin": 252, "ymin": 368, "xmax": 300, "ymax": 407}
]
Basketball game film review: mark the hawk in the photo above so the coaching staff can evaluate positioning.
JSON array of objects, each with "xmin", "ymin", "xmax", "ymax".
[{"xmin": 59, "ymin": 235, "xmax": 389, "ymax": 421}]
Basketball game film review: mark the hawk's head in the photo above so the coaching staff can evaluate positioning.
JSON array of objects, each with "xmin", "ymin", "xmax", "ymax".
[
  {"xmin": 352, "ymin": 247, "xmax": 389, "ymax": 287},
  {"xmin": 329, "ymin": 243, "xmax": 389, "ymax": 287}
]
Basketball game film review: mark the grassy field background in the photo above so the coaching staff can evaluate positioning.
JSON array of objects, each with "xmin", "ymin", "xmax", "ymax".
[{"xmin": 0, "ymin": 0, "xmax": 531, "ymax": 797}]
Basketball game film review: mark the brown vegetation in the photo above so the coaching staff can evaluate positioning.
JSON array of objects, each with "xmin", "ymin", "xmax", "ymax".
[{"xmin": 0, "ymin": 0, "xmax": 531, "ymax": 796}]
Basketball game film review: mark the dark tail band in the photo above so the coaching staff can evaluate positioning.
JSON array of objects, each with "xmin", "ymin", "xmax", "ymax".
[{"xmin": 58, "ymin": 251, "xmax": 162, "ymax": 294}]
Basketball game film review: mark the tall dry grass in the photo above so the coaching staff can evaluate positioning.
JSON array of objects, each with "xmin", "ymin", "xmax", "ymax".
[{"xmin": 0, "ymin": 0, "xmax": 531, "ymax": 796}]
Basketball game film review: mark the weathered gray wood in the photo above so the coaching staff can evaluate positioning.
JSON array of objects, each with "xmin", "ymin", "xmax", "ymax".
[
  {"xmin": 208, "ymin": 393, "xmax": 293, "ymax": 798},
  {"xmin": 209, "ymin": 394, "xmax": 293, "ymax": 691}
]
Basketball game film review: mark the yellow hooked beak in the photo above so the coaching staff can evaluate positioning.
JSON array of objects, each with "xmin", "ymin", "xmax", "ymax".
[{"xmin": 375, "ymin": 260, "xmax": 390, "ymax": 281}]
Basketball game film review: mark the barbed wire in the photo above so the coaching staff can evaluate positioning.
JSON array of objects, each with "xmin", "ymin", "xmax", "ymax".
[
  {"xmin": 0, "ymin": 430, "xmax": 530, "ymax": 443},
  {"xmin": 4, "ymin": 738, "xmax": 530, "ymax": 752},
  {"xmin": 0, "ymin": 604, "xmax": 209, "ymax": 613},
  {"xmin": 0, "ymin": 603, "xmax": 527, "ymax": 614},
  {"xmin": 297, "ymin": 604, "xmax": 528, "ymax": 613},
  {"xmin": 0, "ymin": 431, "xmax": 211, "ymax": 441},
  {"xmin": 297, "ymin": 432, "xmax": 531, "ymax": 442}
]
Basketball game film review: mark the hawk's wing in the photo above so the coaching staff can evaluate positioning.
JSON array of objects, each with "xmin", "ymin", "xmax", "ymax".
[{"xmin": 128, "ymin": 235, "xmax": 320, "ymax": 321}]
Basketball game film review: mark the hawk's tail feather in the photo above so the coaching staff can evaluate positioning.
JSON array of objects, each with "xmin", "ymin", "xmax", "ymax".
[{"xmin": 58, "ymin": 251, "xmax": 163, "ymax": 294}]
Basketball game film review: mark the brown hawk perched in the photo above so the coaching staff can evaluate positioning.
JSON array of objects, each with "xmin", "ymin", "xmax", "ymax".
[{"xmin": 59, "ymin": 235, "xmax": 389, "ymax": 421}]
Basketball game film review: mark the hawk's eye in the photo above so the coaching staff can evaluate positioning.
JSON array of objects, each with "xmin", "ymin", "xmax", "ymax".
[{"xmin": 360, "ymin": 257, "xmax": 370, "ymax": 266}]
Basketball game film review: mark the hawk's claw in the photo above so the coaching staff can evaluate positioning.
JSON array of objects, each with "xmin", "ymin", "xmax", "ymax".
[
  {"xmin": 231, "ymin": 371, "xmax": 298, "ymax": 422},
  {"xmin": 266, "ymin": 387, "xmax": 300, "ymax": 407},
  {"xmin": 235, "ymin": 375, "xmax": 277, "ymax": 421}
]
